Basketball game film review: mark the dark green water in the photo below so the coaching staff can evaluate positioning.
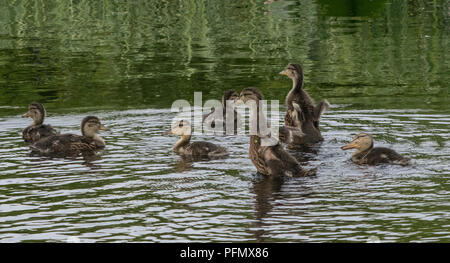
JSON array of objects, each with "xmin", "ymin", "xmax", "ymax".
[{"xmin": 0, "ymin": 0, "xmax": 449, "ymax": 242}]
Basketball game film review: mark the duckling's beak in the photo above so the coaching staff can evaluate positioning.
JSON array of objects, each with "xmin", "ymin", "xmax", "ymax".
[
  {"xmin": 341, "ymin": 141, "xmax": 358, "ymax": 150},
  {"xmin": 99, "ymin": 125, "xmax": 110, "ymax": 131},
  {"xmin": 279, "ymin": 69, "xmax": 288, "ymax": 76},
  {"xmin": 22, "ymin": 112, "xmax": 30, "ymax": 118},
  {"xmin": 164, "ymin": 130, "xmax": 174, "ymax": 135}
]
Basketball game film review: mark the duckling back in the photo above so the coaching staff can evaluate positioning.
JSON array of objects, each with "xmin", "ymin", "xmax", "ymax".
[
  {"xmin": 360, "ymin": 147, "xmax": 410, "ymax": 166},
  {"xmin": 30, "ymin": 134, "xmax": 103, "ymax": 157},
  {"xmin": 22, "ymin": 124, "xmax": 58, "ymax": 144},
  {"xmin": 182, "ymin": 141, "xmax": 228, "ymax": 159}
]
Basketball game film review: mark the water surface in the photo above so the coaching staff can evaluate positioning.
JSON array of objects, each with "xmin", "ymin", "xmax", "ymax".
[{"xmin": 0, "ymin": 0, "xmax": 449, "ymax": 242}]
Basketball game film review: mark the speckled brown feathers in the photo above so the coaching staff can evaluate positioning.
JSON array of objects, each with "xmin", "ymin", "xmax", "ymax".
[
  {"xmin": 249, "ymin": 135, "xmax": 316, "ymax": 177},
  {"xmin": 341, "ymin": 133, "xmax": 410, "ymax": 166},
  {"xmin": 22, "ymin": 124, "xmax": 58, "ymax": 144},
  {"xmin": 30, "ymin": 116, "xmax": 108, "ymax": 157},
  {"xmin": 31, "ymin": 134, "xmax": 102, "ymax": 157},
  {"xmin": 169, "ymin": 120, "xmax": 228, "ymax": 160},
  {"xmin": 352, "ymin": 147, "xmax": 410, "ymax": 166},
  {"xmin": 280, "ymin": 63, "xmax": 329, "ymax": 144},
  {"xmin": 22, "ymin": 102, "xmax": 58, "ymax": 144},
  {"xmin": 238, "ymin": 88, "xmax": 316, "ymax": 177}
]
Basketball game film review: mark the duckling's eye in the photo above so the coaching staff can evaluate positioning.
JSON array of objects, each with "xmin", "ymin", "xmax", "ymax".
[{"xmin": 178, "ymin": 123, "xmax": 183, "ymax": 128}]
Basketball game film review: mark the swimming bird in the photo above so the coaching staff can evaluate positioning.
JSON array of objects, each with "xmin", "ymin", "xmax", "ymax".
[
  {"xmin": 279, "ymin": 63, "xmax": 329, "ymax": 144},
  {"xmin": 168, "ymin": 120, "xmax": 228, "ymax": 159},
  {"xmin": 236, "ymin": 88, "xmax": 316, "ymax": 177},
  {"xmin": 203, "ymin": 89, "xmax": 240, "ymax": 135},
  {"xmin": 237, "ymin": 87, "xmax": 305, "ymax": 146},
  {"xmin": 341, "ymin": 133, "xmax": 410, "ymax": 166},
  {"xmin": 22, "ymin": 102, "xmax": 58, "ymax": 144},
  {"xmin": 30, "ymin": 116, "xmax": 109, "ymax": 157}
]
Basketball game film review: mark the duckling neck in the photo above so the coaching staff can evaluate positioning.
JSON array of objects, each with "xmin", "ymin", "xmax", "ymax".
[
  {"xmin": 92, "ymin": 134, "xmax": 105, "ymax": 147},
  {"xmin": 174, "ymin": 135, "xmax": 191, "ymax": 152},
  {"xmin": 352, "ymin": 144, "xmax": 373, "ymax": 160},
  {"xmin": 286, "ymin": 75, "xmax": 303, "ymax": 109},
  {"xmin": 33, "ymin": 116, "xmax": 44, "ymax": 126}
]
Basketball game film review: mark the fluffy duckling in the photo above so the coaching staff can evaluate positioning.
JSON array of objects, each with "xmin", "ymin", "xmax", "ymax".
[
  {"xmin": 280, "ymin": 63, "xmax": 329, "ymax": 144},
  {"xmin": 168, "ymin": 120, "xmax": 228, "ymax": 159},
  {"xmin": 22, "ymin": 102, "xmax": 58, "ymax": 144},
  {"xmin": 30, "ymin": 116, "xmax": 109, "ymax": 157},
  {"xmin": 238, "ymin": 87, "xmax": 305, "ymax": 146},
  {"xmin": 236, "ymin": 88, "xmax": 316, "ymax": 177},
  {"xmin": 203, "ymin": 89, "xmax": 239, "ymax": 135},
  {"xmin": 341, "ymin": 133, "xmax": 410, "ymax": 166}
]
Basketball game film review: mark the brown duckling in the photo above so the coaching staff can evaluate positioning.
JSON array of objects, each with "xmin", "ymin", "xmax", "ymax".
[
  {"xmin": 280, "ymin": 63, "xmax": 329, "ymax": 144},
  {"xmin": 168, "ymin": 120, "xmax": 228, "ymax": 159},
  {"xmin": 341, "ymin": 133, "xmax": 410, "ymax": 166},
  {"xmin": 238, "ymin": 87, "xmax": 306, "ymax": 146},
  {"xmin": 30, "ymin": 116, "xmax": 109, "ymax": 157},
  {"xmin": 236, "ymin": 88, "xmax": 316, "ymax": 177},
  {"xmin": 22, "ymin": 102, "xmax": 59, "ymax": 144},
  {"xmin": 203, "ymin": 89, "xmax": 239, "ymax": 135}
]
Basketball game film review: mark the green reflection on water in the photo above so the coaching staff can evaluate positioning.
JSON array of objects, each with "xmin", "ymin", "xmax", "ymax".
[{"xmin": 0, "ymin": 0, "xmax": 448, "ymax": 116}]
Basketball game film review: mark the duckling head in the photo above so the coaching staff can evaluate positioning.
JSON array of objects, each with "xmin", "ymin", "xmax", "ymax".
[
  {"xmin": 81, "ymin": 116, "xmax": 109, "ymax": 138},
  {"xmin": 222, "ymin": 90, "xmax": 239, "ymax": 106},
  {"xmin": 279, "ymin": 63, "xmax": 303, "ymax": 81},
  {"xmin": 341, "ymin": 133, "xmax": 374, "ymax": 152},
  {"xmin": 235, "ymin": 88, "xmax": 264, "ymax": 104},
  {"xmin": 168, "ymin": 120, "xmax": 192, "ymax": 136},
  {"xmin": 22, "ymin": 102, "xmax": 46, "ymax": 125}
]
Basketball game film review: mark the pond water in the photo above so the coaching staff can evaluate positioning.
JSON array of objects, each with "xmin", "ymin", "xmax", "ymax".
[{"xmin": 0, "ymin": 0, "xmax": 449, "ymax": 242}]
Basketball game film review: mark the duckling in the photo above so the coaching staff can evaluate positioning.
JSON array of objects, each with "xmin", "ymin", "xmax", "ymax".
[
  {"xmin": 236, "ymin": 88, "xmax": 316, "ymax": 177},
  {"xmin": 280, "ymin": 63, "xmax": 329, "ymax": 144},
  {"xmin": 168, "ymin": 120, "xmax": 228, "ymax": 159},
  {"xmin": 30, "ymin": 116, "xmax": 109, "ymax": 157},
  {"xmin": 341, "ymin": 133, "xmax": 410, "ymax": 166},
  {"xmin": 203, "ymin": 89, "xmax": 239, "ymax": 135},
  {"xmin": 238, "ymin": 87, "xmax": 306, "ymax": 146},
  {"xmin": 22, "ymin": 102, "xmax": 58, "ymax": 144}
]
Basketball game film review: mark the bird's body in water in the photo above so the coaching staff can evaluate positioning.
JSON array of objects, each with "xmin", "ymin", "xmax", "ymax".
[
  {"xmin": 236, "ymin": 88, "xmax": 316, "ymax": 177},
  {"xmin": 30, "ymin": 116, "xmax": 109, "ymax": 158},
  {"xmin": 280, "ymin": 63, "xmax": 329, "ymax": 145},
  {"xmin": 341, "ymin": 133, "xmax": 410, "ymax": 166},
  {"xmin": 22, "ymin": 102, "xmax": 58, "ymax": 144},
  {"xmin": 168, "ymin": 120, "xmax": 228, "ymax": 160}
]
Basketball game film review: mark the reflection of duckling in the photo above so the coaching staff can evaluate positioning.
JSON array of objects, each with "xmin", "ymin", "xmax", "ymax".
[
  {"xmin": 168, "ymin": 120, "xmax": 228, "ymax": 159},
  {"xmin": 203, "ymin": 89, "xmax": 239, "ymax": 135},
  {"xmin": 237, "ymin": 88, "xmax": 316, "ymax": 177},
  {"xmin": 22, "ymin": 102, "xmax": 58, "ymax": 144},
  {"xmin": 341, "ymin": 133, "xmax": 410, "ymax": 166},
  {"xmin": 31, "ymin": 116, "xmax": 109, "ymax": 157},
  {"xmin": 280, "ymin": 63, "xmax": 329, "ymax": 144}
]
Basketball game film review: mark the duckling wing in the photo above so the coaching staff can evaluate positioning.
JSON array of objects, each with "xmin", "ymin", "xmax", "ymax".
[
  {"xmin": 367, "ymin": 147, "xmax": 410, "ymax": 165},
  {"xmin": 22, "ymin": 124, "xmax": 58, "ymax": 144},
  {"xmin": 31, "ymin": 134, "xmax": 97, "ymax": 157},
  {"xmin": 279, "ymin": 126, "xmax": 305, "ymax": 145},
  {"xmin": 284, "ymin": 108, "xmax": 303, "ymax": 128},
  {"xmin": 261, "ymin": 145, "xmax": 311, "ymax": 177},
  {"xmin": 188, "ymin": 141, "xmax": 228, "ymax": 158}
]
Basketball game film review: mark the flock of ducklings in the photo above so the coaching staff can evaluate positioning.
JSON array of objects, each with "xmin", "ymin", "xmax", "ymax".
[{"xmin": 22, "ymin": 63, "xmax": 410, "ymax": 176}]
